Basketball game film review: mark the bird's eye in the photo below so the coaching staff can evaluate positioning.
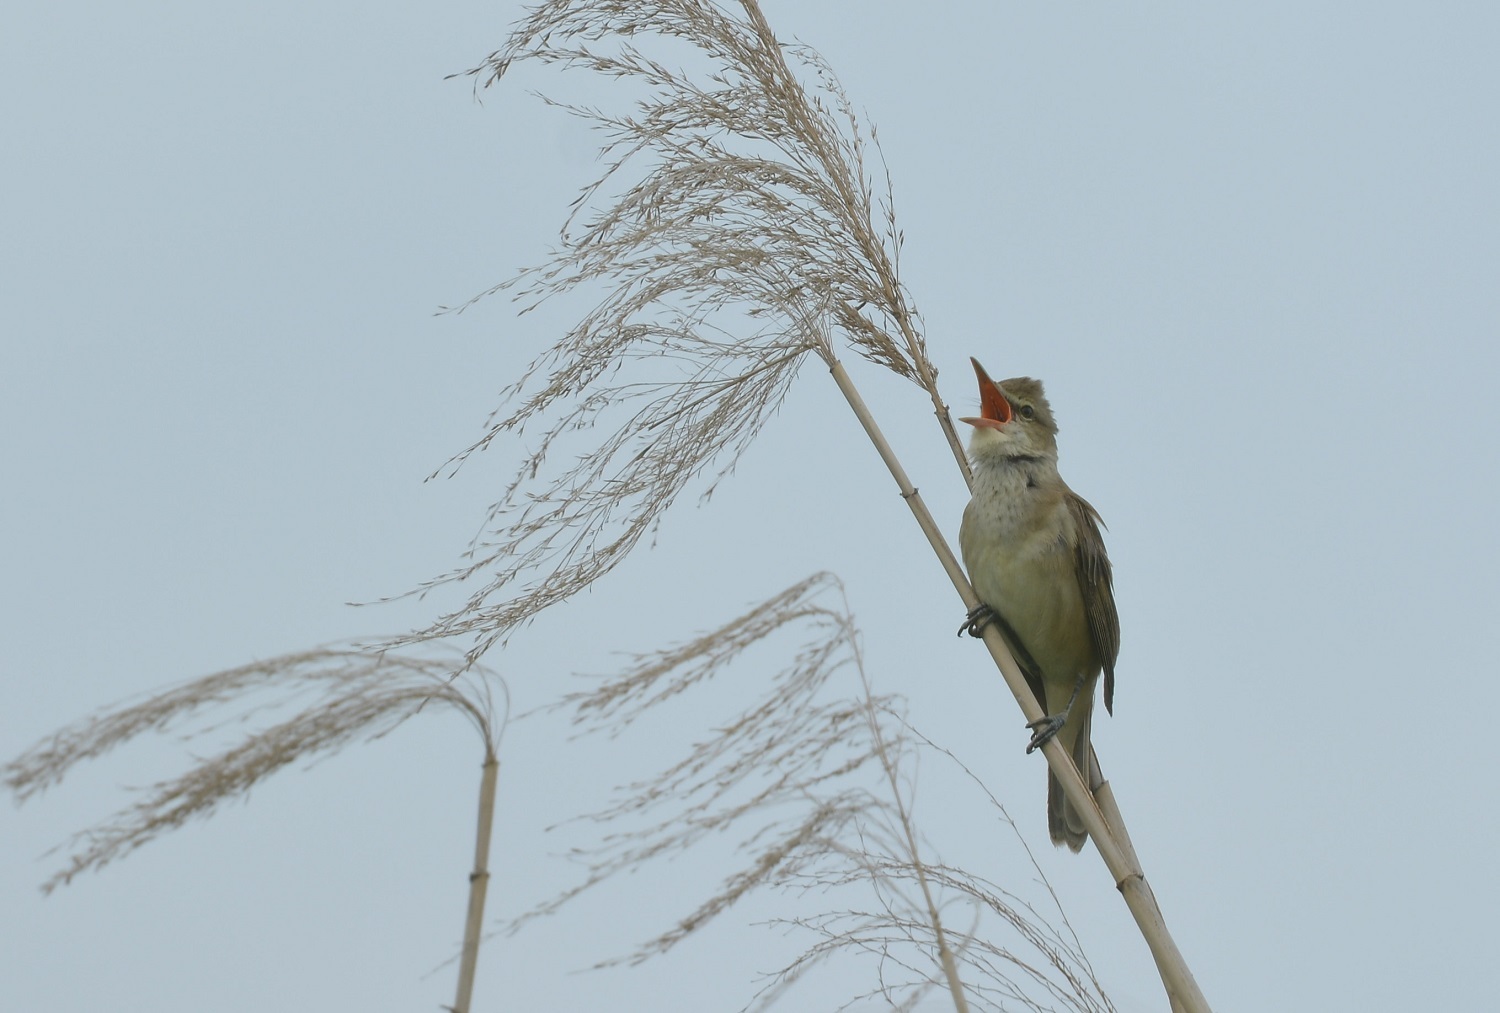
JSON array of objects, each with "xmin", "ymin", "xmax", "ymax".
[{"xmin": 1019, "ymin": 404, "xmax": 1035, "ymax": 420}]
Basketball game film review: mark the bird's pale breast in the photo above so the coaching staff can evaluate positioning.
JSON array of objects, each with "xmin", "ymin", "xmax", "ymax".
[{"xmin": 960, "ymin": 464, "xmax": 1098, "ymax": 692}]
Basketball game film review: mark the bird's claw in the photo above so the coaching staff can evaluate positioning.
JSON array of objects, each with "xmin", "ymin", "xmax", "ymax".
[
  {"xmin": 959, "ymin": 603, "xmax": 996, "ymax": 639},
  {"xmin": 1025, "ymin": 714, "xmax": 1066, "ymax": 754}
]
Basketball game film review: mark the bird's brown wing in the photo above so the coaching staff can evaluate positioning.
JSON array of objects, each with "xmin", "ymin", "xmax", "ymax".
[{"xmin": 1067, "ymin": 492, "xmax": 1120, "ymax": 713}]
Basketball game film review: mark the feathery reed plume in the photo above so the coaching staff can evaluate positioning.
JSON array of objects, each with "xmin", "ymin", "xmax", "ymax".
[
  {"xmin": 3, "ymin": 646, "xmax": 506, "ymax": 1012},
  {"xmin": 7, "ymin": 648, "xmax": 502, "ymax": 891},
  {"xmin": 399, "ymin": 0, "xmax": 944, "ymax": 662},
  {"xmin": 509, "ymin": 573, "xmax": 877, "ymax": 948},
  {"xmin": 514, "ymin": 573, "xmax": 1111, "ymax": 1012}
]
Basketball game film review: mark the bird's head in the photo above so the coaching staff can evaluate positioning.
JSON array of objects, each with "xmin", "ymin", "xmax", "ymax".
[{"xmin": 959, "ymin": 359, "xmax": 1059, "ymax": 461}]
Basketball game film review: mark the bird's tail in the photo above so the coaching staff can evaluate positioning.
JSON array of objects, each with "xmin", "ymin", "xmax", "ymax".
[{"xmin": 1047, "ymin": 688, "xmax": 1096, "ymax": 852}]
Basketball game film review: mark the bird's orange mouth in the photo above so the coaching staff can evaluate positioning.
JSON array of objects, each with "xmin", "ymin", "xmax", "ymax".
[{"xmin": 959, "ymin": 357, "xmax": 1011, "ymax": 428}]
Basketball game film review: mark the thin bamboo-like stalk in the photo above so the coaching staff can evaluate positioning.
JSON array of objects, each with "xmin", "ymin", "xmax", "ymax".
[
  {"xmin": 824, "ymin": 356, "xmax": 1209, "ymax": 1013},
  {"xmin": 452, "ymin": 752, "xmax": 500, "ymax": 1013},
  {"xmin": 860, "ymin": 679, "xmax": 970, "ymax": 1013}
]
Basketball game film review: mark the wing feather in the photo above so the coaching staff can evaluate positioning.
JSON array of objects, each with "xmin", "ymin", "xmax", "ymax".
[{"xmin": 1066, "ymin": 492, "xmax": 1120, "ymax": 713}]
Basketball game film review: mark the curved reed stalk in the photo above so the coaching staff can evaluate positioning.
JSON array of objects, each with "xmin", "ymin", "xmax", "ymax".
[{"xmin": 3, "ymin": 647, "xmax": 507, "ymax": 1011}]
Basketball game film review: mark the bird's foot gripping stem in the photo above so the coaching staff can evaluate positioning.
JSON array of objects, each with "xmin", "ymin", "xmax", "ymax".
[
  {"xmin": 1025, "ymin": 714, "xmax": 1066, "ymax": 753},
  {"xmin": 958, "ymin": 603, "xmax": 996, "ymax": 639},
  {"xmin": 1025, "ymin": 673, "xmax": 1085, "ymax": 754}
]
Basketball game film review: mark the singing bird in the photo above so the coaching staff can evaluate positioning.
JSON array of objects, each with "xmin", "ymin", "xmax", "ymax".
[{"xmin": 957, "ymin": 360, "xmax": 1119, "ymax": 852}]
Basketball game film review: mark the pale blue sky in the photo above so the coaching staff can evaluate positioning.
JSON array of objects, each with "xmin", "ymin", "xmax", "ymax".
[{"xmin": 4, "ymin": 2, "xmax": 1498, "ymax": 1010}]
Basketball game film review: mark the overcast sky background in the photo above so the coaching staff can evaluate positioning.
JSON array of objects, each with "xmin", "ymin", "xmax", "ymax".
[{"xmin": 5, "ymin": 2, "xmax": 1498, "ymax": 1011}]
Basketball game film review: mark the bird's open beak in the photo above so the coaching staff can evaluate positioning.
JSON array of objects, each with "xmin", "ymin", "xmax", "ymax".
[{"xmin": 959, "ymin": 357, "xmax": 1012, "ymax": 429}]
